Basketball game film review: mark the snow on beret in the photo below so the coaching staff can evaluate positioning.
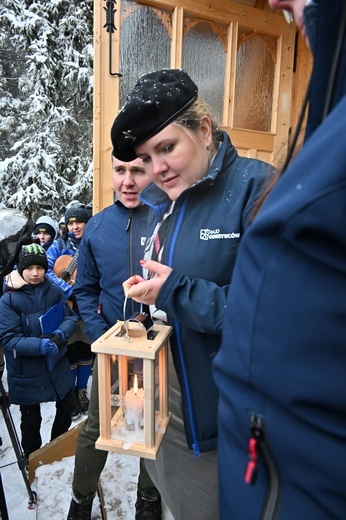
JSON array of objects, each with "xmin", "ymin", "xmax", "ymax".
[{"xmin": 111, "ymin": 69, "xmax": 198, "ymax": 162}]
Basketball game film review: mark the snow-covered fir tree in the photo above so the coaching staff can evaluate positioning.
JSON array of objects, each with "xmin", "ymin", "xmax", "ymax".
[{"xmin": 0, "ymin": 0, "xmax": 93, "ymax": 220}]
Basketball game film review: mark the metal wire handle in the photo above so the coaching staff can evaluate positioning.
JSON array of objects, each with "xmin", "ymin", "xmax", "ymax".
[
  {"xmin": 122, "ymin": 291, "xmax": 131, "ymax": 341},
  {"xmin": 122, "ymin": 291, "xmax": 145, "ymax": 342}
]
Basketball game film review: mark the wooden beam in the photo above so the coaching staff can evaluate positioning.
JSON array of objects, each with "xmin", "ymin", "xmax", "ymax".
[{"xmin": 28, "ymin": 420, "xmax": 86, "ymax": 483}]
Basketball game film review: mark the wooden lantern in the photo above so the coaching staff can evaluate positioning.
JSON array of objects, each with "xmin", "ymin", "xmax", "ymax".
[{"xmin": 91, "ymin": 319, "xmax": 173, "ymax": 459}]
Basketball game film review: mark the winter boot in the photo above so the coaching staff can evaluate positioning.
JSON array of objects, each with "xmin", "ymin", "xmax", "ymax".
[
  {"xmin": 76, "ymin": 387, "xmax": 89, "ymax": 415},
  {"xmin": 67, "ymin": 498, "xmax": 92, "ymax": 519},
  {"xmin": 135, "ymin": 492, "xmax": 162, "ymax": 520},
  {"xmin": 70, "ymin": 391, "xmax": 81, "ymax": 420}
]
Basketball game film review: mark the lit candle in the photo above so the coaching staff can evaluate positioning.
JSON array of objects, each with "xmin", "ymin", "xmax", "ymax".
[{"xmin": 124, "ymin": 374, "xmax": 144, "ymax": 432}]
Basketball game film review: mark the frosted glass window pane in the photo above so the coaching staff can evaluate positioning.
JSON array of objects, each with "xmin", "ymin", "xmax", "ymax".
[
  {"xmin": 182, "ymin": 20, "xmax": 226, "ymax": 121},
  {"xmin": 120, "ymin": 0, "xmax": 171, "ymax": 106},
  {"xmin": 234, "ymin": 32, "xmax": 275, "ymax": 132}
]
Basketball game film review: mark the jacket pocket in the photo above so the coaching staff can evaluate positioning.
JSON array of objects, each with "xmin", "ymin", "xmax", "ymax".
[{"xmin": 244, "ymin": 413, "xmax": 281, "ymax": 520}]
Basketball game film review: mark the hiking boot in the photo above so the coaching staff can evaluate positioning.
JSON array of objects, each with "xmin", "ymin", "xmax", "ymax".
[
  {"xmin": 67, "ymin": 498, "xmax": 92, "ymax": 519},
  {"xmin": 76, "ymin": 387, "xmax": 89, "ymax": 414},
  {"xmin": 70, "ymin": 391, "xmax": 81, "ymax": 420},
  {"xmin": 135, "ymin": 493, "xmax": 162, "ymax": 520}
]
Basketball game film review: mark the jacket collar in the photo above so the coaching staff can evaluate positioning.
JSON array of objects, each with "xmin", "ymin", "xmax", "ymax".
[
  {"xmin": 5, "ymin": 269, "xmax": 28, "ymax": 290},
  {"xmin": 140, "ymin": 131, "xmax": 237, "ymax": 219}
]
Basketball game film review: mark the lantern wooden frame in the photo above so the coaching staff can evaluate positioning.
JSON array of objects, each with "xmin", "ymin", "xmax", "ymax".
[{"xmin": 91, "ymin": 321, "xmax": 173, "ymax": 459}]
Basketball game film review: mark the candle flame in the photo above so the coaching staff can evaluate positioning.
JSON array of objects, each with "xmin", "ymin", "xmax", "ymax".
[{"xmin": 134, "ymin": 373, "xmax": 138, "ymax": 395}]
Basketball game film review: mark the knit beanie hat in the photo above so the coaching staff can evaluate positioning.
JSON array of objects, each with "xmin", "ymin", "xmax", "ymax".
[
  {"xmin": 111, "ymin": 69, "xmax": 198, "ymax": 161},
  {"xmin": 65, "ymin": 203, "xmax": 92, "ymax": 225},
  {"xmin": 33, "ymin": 216, "xmax": 58, "ymax": 240},
  {"xmin": 17, "ymin": 243, "xmax": 48, "ymax": 276}
]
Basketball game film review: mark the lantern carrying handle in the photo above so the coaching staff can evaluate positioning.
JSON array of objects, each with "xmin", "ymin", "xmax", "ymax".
[
  {"xmin": 122, "ymin": 292, "xmax": 132, "ymax": 341},
  {"xmin": 122, "ymin": 292, "xmax": 146, "ymax": 341}
]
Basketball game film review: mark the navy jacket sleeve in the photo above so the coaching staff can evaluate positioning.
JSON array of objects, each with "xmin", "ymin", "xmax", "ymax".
[
  {"xmin": 156, "ymin": 271, "xmax": 228, "ymax": 334},
  {"xmin": 74, "ymin": 232, "xmax": 109, "ymax": 343},
  {"xmin": 0, "ymin": 297, "xmax": 41, "ymax": 356}
]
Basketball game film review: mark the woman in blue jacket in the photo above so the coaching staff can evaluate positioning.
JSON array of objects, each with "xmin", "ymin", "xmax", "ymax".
[
  {"xmin": 0, "ymin": 244, "xmax": 77, "ymax": 460},
  {"xmin": 214, "ymin": 1, "xmax": 346, "ymax": 519},
  {"xmin": 117, "ymin": 69, "xmax": 275, "ymax": 519}
]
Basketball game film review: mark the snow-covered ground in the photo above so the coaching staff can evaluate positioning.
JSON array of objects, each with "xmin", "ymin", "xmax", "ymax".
[{"xmin": 0, "ymin": 373, "xmax": 174, "ymax": 519}]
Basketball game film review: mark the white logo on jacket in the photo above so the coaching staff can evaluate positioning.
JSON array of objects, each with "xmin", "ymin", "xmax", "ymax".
[{"xmin": 200, "ymin": 229, "xmax": 240, "ymax": 241}]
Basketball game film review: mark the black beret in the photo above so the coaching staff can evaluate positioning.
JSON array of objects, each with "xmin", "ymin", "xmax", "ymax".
[{"xmin": 111, "ymin": 69, "xmax": 198, "ymax": 162}]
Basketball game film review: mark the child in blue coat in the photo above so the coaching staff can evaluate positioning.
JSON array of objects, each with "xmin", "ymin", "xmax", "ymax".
[{"xmin": 0, "ymin": 244, "xmax": 77, "ymax": 460}]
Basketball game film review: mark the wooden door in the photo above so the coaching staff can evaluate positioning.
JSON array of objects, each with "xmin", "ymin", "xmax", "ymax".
[{"xmin": 93, "ymin": 0, "xmax": 296, "ymax": 211}]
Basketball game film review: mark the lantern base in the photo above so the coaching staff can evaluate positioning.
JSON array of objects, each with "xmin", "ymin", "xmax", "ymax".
[{"xmin": 95, "ymin": 412, "xmax": 171, "ymax": 460}]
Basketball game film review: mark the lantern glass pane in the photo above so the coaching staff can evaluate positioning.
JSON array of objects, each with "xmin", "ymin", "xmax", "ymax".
[{"xmin": 110, "ymin": 355, "xmax": 119, "ymax": 411}]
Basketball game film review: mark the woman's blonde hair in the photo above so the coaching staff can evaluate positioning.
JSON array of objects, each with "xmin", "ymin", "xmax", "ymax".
[{"xmin": 175, "ymin": 97, "xmax": 222, "ymax": 148}]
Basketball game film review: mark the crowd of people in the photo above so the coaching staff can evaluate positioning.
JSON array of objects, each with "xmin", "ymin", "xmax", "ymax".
[{"xmin": 0, "ymin": 0, "xmax": 345, "ymax": 518}]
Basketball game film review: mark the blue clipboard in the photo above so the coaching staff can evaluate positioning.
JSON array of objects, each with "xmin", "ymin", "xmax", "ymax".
[
  {"xmin": 39, "ymin": 301, "xmax": 64, "ymax": 334},
  {"xmin": 39, "ymin": 302, "xmax": 67, "ymax": 370}
]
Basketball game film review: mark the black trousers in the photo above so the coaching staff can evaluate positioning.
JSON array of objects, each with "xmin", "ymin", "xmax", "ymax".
[{"xmin": 20, "ymin": 389, "xmax": 75, "ymax": 459}]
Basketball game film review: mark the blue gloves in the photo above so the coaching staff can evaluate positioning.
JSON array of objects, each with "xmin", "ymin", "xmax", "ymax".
[
  {"xmin": 40, "ymin": 329, "xmax": 68, "ymax": 354},
  {"xmin": 40, "ymin": 338, "xmax": 58, "ymax": 356}
]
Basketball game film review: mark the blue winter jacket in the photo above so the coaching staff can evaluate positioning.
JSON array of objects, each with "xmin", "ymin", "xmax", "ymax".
[
  {"xmin": 214, "ymin": 1, "xmax": 346, "ymax": 518},
  {"xmin": 0, "ymin": 272, "xmax": 76, "ymax": 405},
  {"xmin": 74, "ymin": 201, "xmax": 150, "ymax": 343},
  {"xmin": 140, "ymin": 131, "xmax": 274, "ymax": 455}
]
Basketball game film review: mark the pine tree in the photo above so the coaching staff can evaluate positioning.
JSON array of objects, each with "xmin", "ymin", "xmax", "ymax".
[{"xmin": 0, "ymin": 0, "xmax": 93, "ymax": 220}]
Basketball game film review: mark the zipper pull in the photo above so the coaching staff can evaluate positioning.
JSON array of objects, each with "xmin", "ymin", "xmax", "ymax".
[
  {"xmin": 192, "ymin": 442, "xmax": 201, "ymax": 458},
  {"xmin": 244, "ymin": 436, "xmax": 258, "ymax": 485},
  {"xmin": 244, "ymin": 414, "xmax": 264, "ymax": 485},
  {"xmin": 126, "ymin": 211, "xmax": 133, "ymax": 231}
]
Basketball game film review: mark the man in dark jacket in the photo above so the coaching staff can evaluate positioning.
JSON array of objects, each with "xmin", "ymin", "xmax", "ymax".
[
  {"xmin": 67, "ymin": 155, "xmax": 162, "ymax": 519},
  {"xmin": 214, "ymin": 1, "xmax": 346, "ymax": 519}
]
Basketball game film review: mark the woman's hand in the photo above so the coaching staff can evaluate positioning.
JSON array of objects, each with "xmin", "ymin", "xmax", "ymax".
[{"xmin": 122, "ymin": 260, "xmax": 173, "ymax": 305}]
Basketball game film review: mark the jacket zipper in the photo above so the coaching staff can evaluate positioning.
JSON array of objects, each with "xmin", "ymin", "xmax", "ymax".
[
  {"xmin": 126, "ymin": 210, "xmax": 137, "ymax": 316},
  {"xmin": 245, "ymin": 414, "xmax": 281, "ymax": 520},
  {"xmin": 167, "ymin": 199, "xmax": 201, "ymax": 457}
]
